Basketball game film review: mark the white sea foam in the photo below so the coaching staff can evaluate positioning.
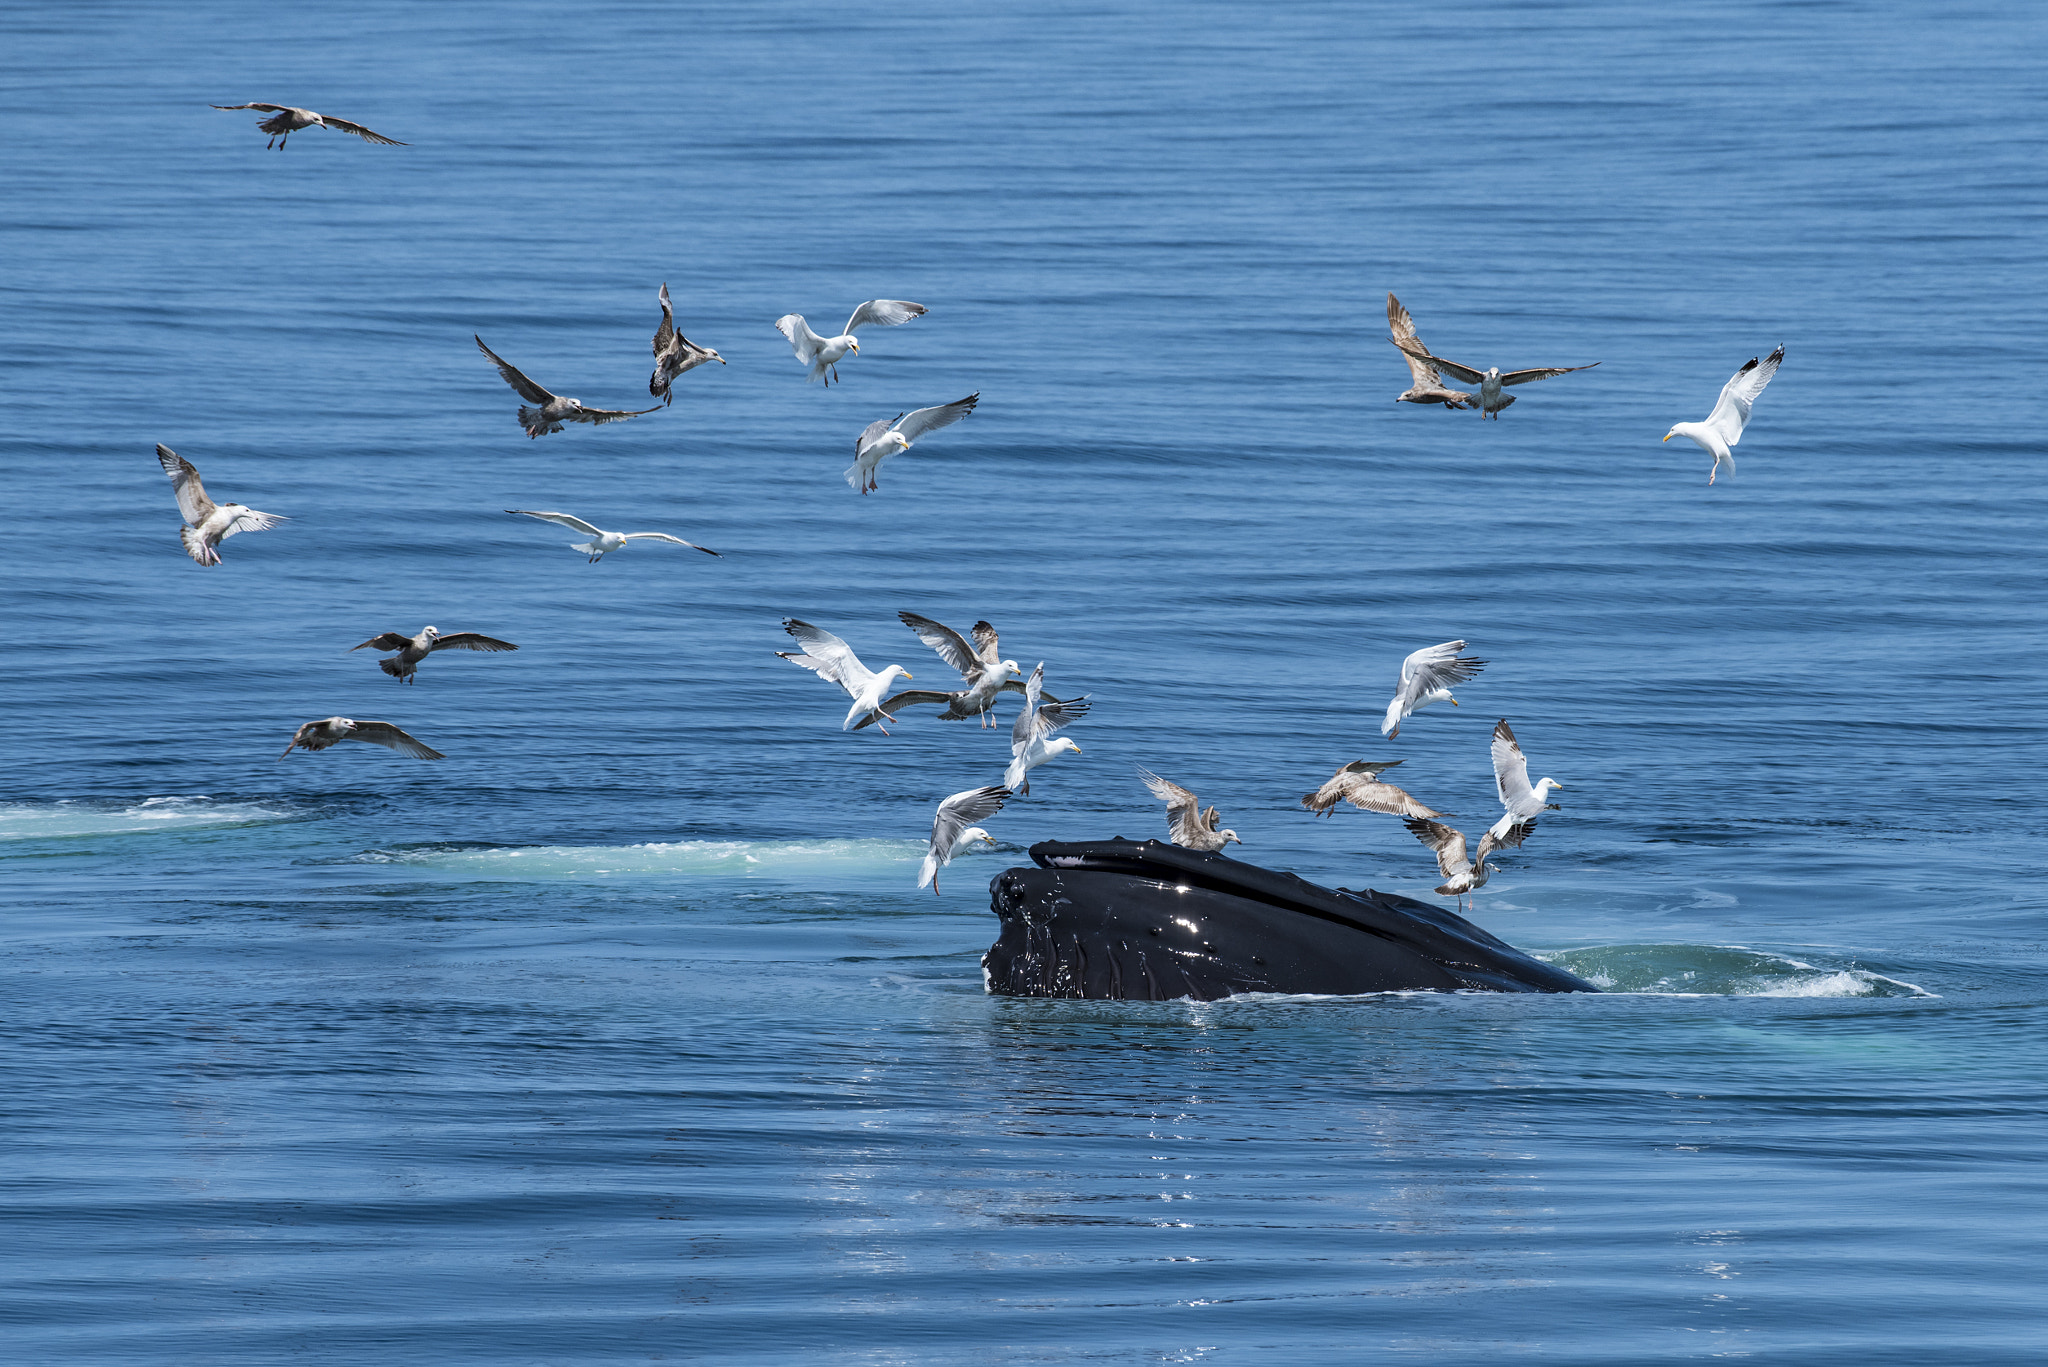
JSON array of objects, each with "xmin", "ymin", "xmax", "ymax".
[
  {"xmin": 0, "ymin": 796, "xmax": 299, "ymax": 842},
  {"xmin": 354, "ymin": 836, "xmax": 950, "ymax": 883}
]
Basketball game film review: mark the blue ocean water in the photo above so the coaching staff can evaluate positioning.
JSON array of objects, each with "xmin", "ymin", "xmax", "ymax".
[{"xmin": 4, "ymin": 0, "xmax": 2046, "ymax": 1361}]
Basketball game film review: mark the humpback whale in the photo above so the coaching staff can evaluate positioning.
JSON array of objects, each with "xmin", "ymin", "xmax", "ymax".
[{"xmin": 983, "ymin": 838, "xmax": 1596, "ymax": 1000}]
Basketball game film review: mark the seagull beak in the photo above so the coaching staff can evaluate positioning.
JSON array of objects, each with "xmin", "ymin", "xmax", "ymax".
[
  {"xmin": 1449, "ymin": 698, "xmax": 1460, "ymax": 706},
  {"xmin": 902, "ymin": 671, "xmax": 913, "ymax": 680},
  {"xmin": 1069, "ymin": 743, "xmax": 1083, "ymax": 754},
  {"xmin": 1661, "ymin": 433, "xmax": 1672, "ymax": 442}
]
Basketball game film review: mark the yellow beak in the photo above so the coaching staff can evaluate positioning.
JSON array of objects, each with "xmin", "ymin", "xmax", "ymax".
[
  {"xmin": 1661, "ymin": 433, "xmax": 1672, "ymax": 442},
  {"xmin": 1069, "ymin": 743, "xmax": 1083, "ymax": 754},
  {"xmin": 902, "ymin": 671, "xmax": 913, "ymax": 680}
]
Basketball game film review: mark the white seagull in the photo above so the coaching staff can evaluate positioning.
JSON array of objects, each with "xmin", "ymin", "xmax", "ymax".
[
  {"xmin": 1488, "ymin": 719, "xmax": 1563, "ymax": 847},
  {"xmin": 505, "ymin": 510, "xmax": 719, "ymax": 562},
  {"xmin": 1137, "ymin": 768, "xmax": 1241, "ymax": 852},
  {"xmin": 1381, "ymin": 640, "xmax": 1486, "ymax": 738},
  {"xmin": 1402, "ymin": 817, "xmax": 1528, "ymax": 912},
  {"xmin": 1300, "ymin": 760, "xmax": 1448, "ymax": 819},
  {"xmin": 847, "ymin": 393, "xmax": 979, "ymax": 494},
  {"xmin": 1005, "ymin": 663, "xmax": 1090, "ymax": 796},
  {"xmin": 776, "ymin": 618, "xmax": 915, "ymax": 733},
  {"xmin": 279, "ymin": 717, "xmax": 443, "ymax": 760},
  {"xmin": 211, "ymin": 103, "xmax": 406, "ymax": 149},
  {"xmin": 1392, "ymin": 336, "xmax": 1599, "ymax": 421},
  {"xmin": 350, "ymin": 625, "xmax": 518, "ymax": 684},
  {"xmin": 649, "ymin": 283, "xmax": 724, "ymax": 404},
  {"xmin": 774, "ymin": 300, "xmax": 927, "ymax": 385},
  {"xmin": 891, "ymin": 613, "xmax": 1021, "ymax": 727},
  {"xmin": 1664, "ymin": 345, "xmax": 1784, "ymax": 485},
  {"xmin": 155, "ymin": 444, "xmax": 287, "ymax": 567},
  {"xmin": 918, "ymin": 785, "xmax": 1011, "ymax": 896},
  {"xmin": 476, "ymin": 335, "xmax": 661, "ymax": 438}
]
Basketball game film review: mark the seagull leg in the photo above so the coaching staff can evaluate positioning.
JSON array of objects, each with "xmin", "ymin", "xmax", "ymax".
[{"xmin": 931, "ymin": 876, "xmax": 940, "ymax": 897}]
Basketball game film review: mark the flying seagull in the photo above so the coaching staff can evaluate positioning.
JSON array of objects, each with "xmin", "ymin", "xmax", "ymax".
[
  {"xmin": 1387, "ymin": 294, "xmax": 1474, "ymax": 409},
  {"xmin": 211, "ymin": 103, "xmax": 406, "ymax": 149},
  {"xmin": 919, "ymin": 784, "xmax": 1011, "ymax": 895},
  {"xmin": 505, "ymin": 510, "xmax": 719, "ymax": 562},
  {"xmin": 475, "ymin": 335, "xmax": 661, "ymax": 438},
  {"xmin": 774, "ymin": 300, "xmax": 926, "ymax": 385},
  {"xmin": 649, "ymin": 283, "xmax": 724, "ymax": 404},
  {"xmin": 1300, "ymin": 760, "xmax": 1448, "ymax": 819},
  {"xmin": 155, "ymin": 444, "xmax": 286, "ymax": 566},
  {"xmin": 1137, "ymin": 767, "xmax": 1241, "ymax": 852},
  {"xmin": 350, "ymin": 625, "xmax": 518, "ymax": 684},
  {"xmin": 1402, "ymin": 817, "xmax": 1529, "ymax": 912},
  {"xmin": 1005, "ymin": 663, "xmax": 1090, "ymax": 796},
  {"xmin": 1664, "ymin": 345, "xmax": 1784, "ymax": 485},
  {"xmin": 279, "ymin": 717, "xmax": 442, "ymax": 760},
  {"xmin": 1393, "ymin": 335, "xmax": 1599, "ymax": 421},
  {"xmin": 1382, "ymin": 640, "xmax": 1486, "ymax": 738},
  {"xmin": 776, "ymin": 618, "xmax": 914, "ymax": 733},
  {"xmin": 847, "ymin": 393, "xmax": 979, "ymax": 494},
  {"xmin": 890, "ymin": 613, "xmax": 1021, "ymax": 727},
  {"xmin": 1489, "ymin": 719, "xmax": 1562, "ymax": 847}
]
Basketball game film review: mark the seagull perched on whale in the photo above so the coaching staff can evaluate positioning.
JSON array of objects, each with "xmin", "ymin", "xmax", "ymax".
[
  {"xmin": 1387, "ymin": 294, "xmax": 1474, "ymax": 409},
  {"xmin": 919, "ymin": 785, "xmax": 1011, "ymax": 895},
  {"xmin": 155, "ymin": 444, "xmax": 287, "ymax": 566},
  {"xmin": 1137, "ymin": 768, "xmax": 1241, "ymax": 852},
  {"xmin": 774, "ymin": 300, "xmax": 926, "ymax": 385},
  {"xmin": 279, "ymin": 717, "xmax": 442, "ymax": 760},
  {"xmin": 1664, "ymin": 345, "xmax": 1784, "ymax": 485},
  {"xmin": 475, "ymin": 335, "xmax": 661, "ymax": 438},
  {"xmin": 847, "ymin": 394, "xmax": 979, "ymax": 493},
  {"xmin": 648, "ymin": 283, "xmax": 724, "ymax": 404},
  {"xmin": 1381, "ymin": 640, "xmax": 1486, "ymax": 738},
  {"xmin": 776, "ymin": 618, "xmax": 915, "ymax": 733},
  {"xmin": 1393, "ymin": 334, "xmax": 1599, "ymax": 420},
  {"xmin": 1300, "ymin": 760, "xmax": 1448, "ymax": 819},
  {"xmin": 505, "ymin": 510, "xmax": 719, "ymax": 562},
  {"xmin": 350, "ymin": 626, "xmax": 518, "ymax": 683},
  {"xmin": 211, "ymin": 103, "xmax": 405, "ymax": 149}
]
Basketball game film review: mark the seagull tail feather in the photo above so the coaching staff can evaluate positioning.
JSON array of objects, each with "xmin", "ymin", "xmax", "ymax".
[{"xmin": 179, "ymin": 526, "xmax": 219, "ymax": 566}]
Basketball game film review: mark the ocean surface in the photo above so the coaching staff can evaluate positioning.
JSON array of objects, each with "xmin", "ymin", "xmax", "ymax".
[{"xmin": 4, "ymin": 1, "xmax": 2046, "ymax": 1361}]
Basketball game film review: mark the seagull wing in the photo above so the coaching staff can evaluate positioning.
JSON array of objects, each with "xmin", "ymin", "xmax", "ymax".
[
  {"xmin": 1137, "ymin": 767, "xmax": 1206, "ymax": 843},
  {"xmin": 1010, "ymin": 664, "xmax": 1045, "ymax": 749},
  {"xmin": 1499, "ymin": 361, "xmax": 1600, "ymax": 387},
  {"xmin": 775, "ymin": 314, "xmax": 825, "ymax": 363},
  {"xmin": 319, "ymin": 115, "xmax": 406, "ymax": 145},
  {"xmin": 849, "ymin": 689, "xmax": 959, "ymax": 730},
  {"xmin": 620, "ymin": 532, "xmax": 720, "ymax": 555},
  {"xmin": 893, "ymin": 393, "xmax": 979, "ymax": 444},
  {"xmin": 1706, "ymin": 345, "xmax": 1783, "ymax": 448},
  {"xmin": 211, "ymin": 102, "xmax": 288, "ymax": 112},
  {"xmin": 474, "ymin": 336, "xmax": 556, "ymax": 404},
  {"xmin": 780, "ymin": 619, "xmax": 876, "ymax": 696},
  {"xmin": 856, "ymin": 417, "xmax": 898, "ymax": 456},
  {"xmin": 219, "ymin": 508, "xmax": 287, "ymax": 539},
  {"xmin": 932, "ymin": 785, "xmax": 1010, "ymax": 856},
  {"xmin": 969, "ymin": 621, "xmax": 1001, "ymax": 666},
  {"xmin": 653, "ymin": 283, "xmax": 676, "ymax": 353},
  {"xmin": 1479, "ymin": 819, "xmax": 1537, "ymax": 860},
  {"xmin": 348, "ymin": 721, "xmax": 444, "ymax": 759},
  {"xmin": 897, "ymin": 612, "xmax": 981, "ymax": 680},
  {"xmin": 843, "ymin": 300, "xmax": 927, "ymax": 334},
  {"xmin": 352, "ymin": 633, "xmax": 413, "ymax": 652},
  {"xmin": 428, "ymin": 633, "xmax": 519, "ymax": 654},
  {"xmin": 1398, "ymin": 640, "xmax": 1486, "ymax": 704},
  {"xmin": 1394, "ymin": 340, "xmax": 1487, "ymax": 386},
  {"xmin": 1344, "ymin": 778, "xmax": 1447, "ymax": 819},
  {"xmin": 1030, "ymin": 694, "xmax": 1091, "ymax": 740},
  {"xmin": 507, "ymin": 509, "xmax": 606, "ymax": 537},
  {"xmin": 564, "ymin": 404, "xmax": 661, "ymax": 426},
  {"xmin": 1492, "ymin": 718, "xmax": 1534, "ymax": 808},
  {"xmin": 155, "ymin": 445, "xmax": 215, "ymax": 524},
  {"xmin": 1403, "ymin": 818, "xmax": 1470, "ymax": 881},
  {"xmin": 1387, "ymin": 295, "xmax": 1446, "ymax": 386}
]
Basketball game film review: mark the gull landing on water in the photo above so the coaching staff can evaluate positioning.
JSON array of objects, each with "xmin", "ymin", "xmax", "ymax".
[
  {"xmin": 847, "ymin": 393, "xmax": 978, "ymax": 494},
  {"xmin": 1137, "ymin": 768, "xmax": 1241, "ymax": 853},
  {"xmin": 155, "ymin": 445, "xmax": 287, "ymax": 566},
  {"xmin": 279, "ymin": 717, "xmax": 443, "ymax": 760},
  {"xmin": 776, "ymin": 619, "xmax": 915, "ymax": 733},
  {"xmin": 505, "ymin": 510, "xmax": 720, "ymax": 562},
  {"xmin": 774, "ymin": 300, "xmax": 926, "ymax": 385},
  {"xmin": 211, "ymin": 103, "xmax": 406, "ymax": 149},
  {"xmin": 1381, "ymin": 640, "xmax": 1486, "ymax": 738},
  {"xmin": 350, "ymin": 626, "xmax": 518, "ymax": 683},
  {"xmin": 919, "ymin": 785, "xmax": 1011, "ymax": 896},
  {"xmin": 1387, "ymin": 294, "xmax": 1475, "ymax": 410},
  {"xmin": 1393, "ymin": 335, "xmax": 1599, "ymax": 420},
  {"xmin": 475, "ymin": 336, "xmax": 661, "ymax": 438},
  {"xmin": 1300, "ymin": 759, "xmax": 1448, "ymax": 819},
  {"xmin": 1665, "ymin": 345, "xmax": 1783, "ymax": 485},
  {"xmin": 649, "ymin": 283, "xmax": 724, "ymax": 404}
]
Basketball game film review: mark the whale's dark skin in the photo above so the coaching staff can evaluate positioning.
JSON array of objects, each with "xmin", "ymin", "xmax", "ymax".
[{"xmin": 983, "ymin": 838, "xmax": 1597, "ymax": 1000}]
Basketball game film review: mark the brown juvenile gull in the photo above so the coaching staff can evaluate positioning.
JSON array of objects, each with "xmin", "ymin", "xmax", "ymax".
[
  {"xmin": 475, "ymin": 335, "xmax": 661, "ymax": 438},
  {"xmin": 776, "ymin": 619, "xmax": 914, "ymax": 734},
  {"xmin": 774, "ymin": 300, "xmax": 927, "ymax": 385},
  {"xmin": 1300, "ymin": 760, "xmax": 1449, "ymax": 819},
  {"xmin": 919, "ymin": 784, "xmax": 1011, "ymax": 896},
  {"xmin": 211, "ymin": 103, "xmax": 406, "ymax": 150},
  {"xmin": 505, "ymin": 510, "xmax": 719, "ymax": 563},
  {"xmin": 1387, "ymin": 294, "xmax": 1475, "ymax": 409},
  {"xmin": 155, "ymin": 444, "xmax": 287, "ymax": 567},
  {"xmin": 649, "ymin": 283, "xmax": 725, "ymax": 404},
  {"xmin": 350, "ymin": 625, "xmax": 518, "ymax": 684},
  {"xmin": 1137, "ymin": 767, "xmax": 1242, "ymax": 852},
  {"xmin": 1402, "ymin": 817, "xmax": 1530, "ymax": 912},
  {"xmin": 1489, "ymin": 719, "xmax": 1563, "ymax": 847},
  {"xmin": 279, "ymin": 717, "xmax": 443, "ymax": 760},
  {"xmin": 1393, "ymin": 334, "xmax": 1599, "ymax": 421},
  {"xmin": 1664, "ymin": 345, "xmax": 1784, "ymax": 485},
  {"xmin": 848, "ymin": 394, "xmax": 979, "ymax": 494},
  {"xmin": 1381, "ymin": 640, "xmax": 1486, "ymax": 738}
]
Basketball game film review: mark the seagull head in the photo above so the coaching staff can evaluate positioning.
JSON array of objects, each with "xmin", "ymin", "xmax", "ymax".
[
  {"xmin": 1662, "ymin": 425, "xmax": 1679, "ymax": 442},
  {"xmin": 423, "ymin": 626, "xmax": 440, "ymax": 639},
  {"xmin": 998, "ymin": 658, "xmax": 1022, "ymax": 680},
  {"xmin": 846, "ymin": 339, "xmax": 860, "ymax": 353},
  {"xmin": 1536, "ymin": 778, "xmax": 1563, "ymax": 798},
  {"xmin": 707, "ymin": 349, "xmax": 727, "ymax": 365},
  {"xmin": 1219, "ymin": 829, "xmax": 1242, "ymax": 846},
  {"xmin": 960, "ymin": 827, "xmax": 996, "ymax": 849},
  {"xmin": 890, "ymin": 432, "xmax": 913, "ymax": 452},
  {"xmin": 1051, "ymin": 738, "xmax": 1082, "ymax": 757}
]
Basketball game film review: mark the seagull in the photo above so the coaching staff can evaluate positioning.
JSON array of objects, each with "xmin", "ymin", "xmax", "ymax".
[
  {"xmin": 1300, "ymin": 760, "xmax": 1449, "ymax": 819},
  {"xmin": 505, "ymin": 510, "xmax": 719, "ymax": 562},
  {"xmin": 1005, "ymin": 663, "xmax": 1090, "ymax": 796},
  {"xmin": 1392, "ymin": 335, "xmax": 1598, "ymax": 420},
  {"xmin": 1137, "ymin": 768, "xmax": 1241, "ymax": 852},
  {"xmin": 1489, "ymin": 719, "xmax": 1562, "ymax": 846},
  {"xmin": 211, "ymin": 103, "xmax": 406, "ymax": 149},
  {"xmin": 1402, "ymin": 817, "xmax": 1529, "ymax": 912},
  {"xmin": 475, "ymin": 335, "xmax": 661, "ymax": 438},
  {"xmin": 349, "ymin": 625, "xmax": 518, "ymax": 684},
  {"xmin": 776, "ymin": 619, "xmax": 914, "ymax": 733},
  {"xmin": 919, "ymin": 785, "xmax": 1011, "ymax": 896},
  {"xmin": 1387, "ymin": 294, "xmax": 1474, "ymax": 409},
  {"xmin": 774, "ymin": 300, "xmax": 927, "ymax": 385},
  {"xmin": 892, "ymin": 613, "xmax": 1021, "ymax": 726},
  {"xmin": 155, "ymin": 444, "xmax": 287, "ymax": 567},
  {"xmin": 1664, "ymin": 345, "xmax": 1784, "ymax": 485},
  {"xmin": 1381, "ymin": 640, "xmax": 1486, "ymax": 738},
  {"xmin": 279, "ymin": 717, "xmax": 443, "ymax": 760},
  {"xmin": 649, "ymin": 283, "xmax": 724, "ymax": 404},
  {"xmin": 847, "ymin": 393, "xmax": 979, "ymax": 494}
]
